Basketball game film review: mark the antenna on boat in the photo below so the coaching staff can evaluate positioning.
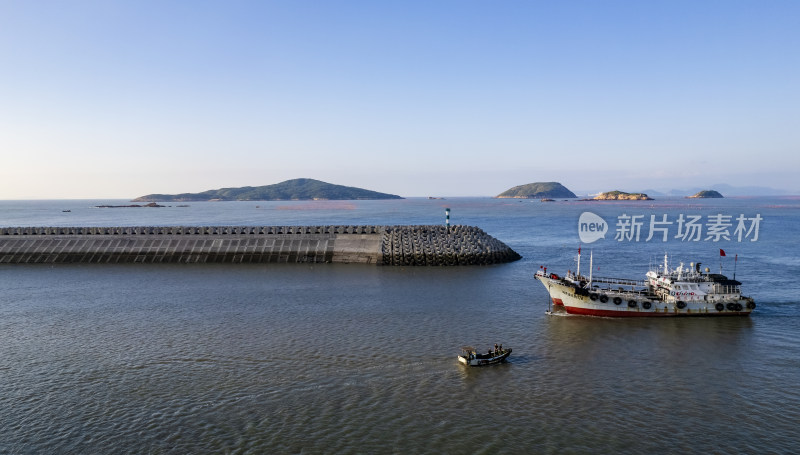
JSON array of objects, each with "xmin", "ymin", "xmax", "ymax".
[{"xmin": 577, "ymin": 245, "xmax": 581, "ymax": 278}]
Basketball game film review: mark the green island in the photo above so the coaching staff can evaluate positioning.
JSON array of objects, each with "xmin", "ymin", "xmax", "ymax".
[
  {"xmin": 495, "ymin": 182, "xmax": 577, "ymax": 199},
  {"xmin": 132, "ymin": 178, "xmax": 403, "ymax": 202},
  {"xmin": 687, "ymin": 190, "xmax": 724, "ymax": 198},
  {"xmin": 592, "ymin": 190, "xmax": 653, "ymax": 201}
]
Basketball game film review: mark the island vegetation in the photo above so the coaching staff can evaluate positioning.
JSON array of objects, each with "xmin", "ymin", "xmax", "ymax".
[
  {"xmin": 592, "ymin": 191, "xmax": 653, "ymax": 201},
  {"xmin": 496, "ymin": 182, "xmax": 577, "ymax": 199},
  {"xmin": 133, "ymin": 178, "xmax": 403, "ymax": 202},
  {"xmin": 687, "ymin": 190, "xmax": 724, "ymax": 198}
]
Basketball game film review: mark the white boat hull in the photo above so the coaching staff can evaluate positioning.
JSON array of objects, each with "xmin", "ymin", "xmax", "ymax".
[{"xmin": 536, "ymin": 275, "xmax": 754, "ymax": 317}]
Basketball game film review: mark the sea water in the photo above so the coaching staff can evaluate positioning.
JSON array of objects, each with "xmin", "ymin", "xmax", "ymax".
[{"xmin": 1, "ymin": 197, "xmax": 799, "ymax": 453}]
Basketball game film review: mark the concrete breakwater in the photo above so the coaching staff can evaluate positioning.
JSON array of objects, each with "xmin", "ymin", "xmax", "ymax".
[{"xmin": 0, "ymin": 225, "xmax": 521, "ymax": 266}]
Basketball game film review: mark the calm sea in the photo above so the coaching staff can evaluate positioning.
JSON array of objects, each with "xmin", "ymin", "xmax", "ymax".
[{"xmin": 2, "ymin": 197, "xmax": 799, "ymax": 454}]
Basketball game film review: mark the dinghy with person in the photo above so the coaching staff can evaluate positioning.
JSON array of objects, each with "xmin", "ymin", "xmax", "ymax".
[{"xmin": 458, "ymin": 344, "xmax": 512, "ymax": 366}]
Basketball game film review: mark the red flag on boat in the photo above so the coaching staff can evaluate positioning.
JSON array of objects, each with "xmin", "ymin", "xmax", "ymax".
[
  {"xmin": 720, "ymin": 249, "xmax": 726, "ymax": 257},
  {"xmin": 578, "ymin": 246, "xmax": 581, "ymax": 255}
]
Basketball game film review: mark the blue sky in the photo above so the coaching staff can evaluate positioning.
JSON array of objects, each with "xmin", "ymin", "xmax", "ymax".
[{"xmin": 1, "ymin": 1, "xmax": 798, "ymax": 198}]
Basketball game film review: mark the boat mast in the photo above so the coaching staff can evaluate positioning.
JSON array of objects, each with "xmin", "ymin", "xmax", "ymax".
[
  {"xmin": 577, "ymin": 245, "xmax": 581, "ymax": 278},
  {"xmin": 588, "ymin": 250, "xmax": 593, "ymax": 287}
]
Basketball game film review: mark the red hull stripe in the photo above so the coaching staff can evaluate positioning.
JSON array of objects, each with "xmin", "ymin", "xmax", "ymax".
[
  {"xmin": 552, "ymin": 298, "xmax": 564, "ymax": 306},
  {"xmin": 564, "ymin": 306, "xmax": 750, "ymax": 318}
]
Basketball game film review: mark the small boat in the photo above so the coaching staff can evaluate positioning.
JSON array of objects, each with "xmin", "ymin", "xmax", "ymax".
[{"xmin": 458, "ymin": 346, "xmax": 512, "ymax": 366}]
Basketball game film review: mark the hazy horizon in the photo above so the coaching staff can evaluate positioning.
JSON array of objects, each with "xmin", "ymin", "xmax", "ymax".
[
  {"xmin": 2, "ymin": 2, "xmax": 798, "ymax": 199},
  {"xmin": 3, "ymin": 179, "xmax": 797, "ymax": 201}
]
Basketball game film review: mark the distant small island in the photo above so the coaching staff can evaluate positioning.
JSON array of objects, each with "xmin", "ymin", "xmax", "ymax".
[
  {"xmin": 496, "ymin": 182, "xmax": 577, "ymax": 199},
  {"xmin": 96, "ymin": 202, "xmax": 166, "ymax": 208},
  {"xmin": 133, "ymin": 178, "xmax": 403, "ymax": 202},
  {"xmin": 687, "ymin": 190, "xmax": 724, "ymax": 198},
  {"xmin": 592, "ymin": 191, "xmax": 653, "ymax": 201}
]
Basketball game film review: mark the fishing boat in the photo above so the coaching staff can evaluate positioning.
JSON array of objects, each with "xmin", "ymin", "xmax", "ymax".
[
  {"xmin": 535, "ymin": 252, "xmax": 755, "ymax": 317},
  {"xmin": 458, "ymin": 346, "xmax": 512, "ymax": 366}
]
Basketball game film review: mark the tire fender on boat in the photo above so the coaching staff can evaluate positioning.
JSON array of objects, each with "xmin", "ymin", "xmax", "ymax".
[
  {"xmin": 613, "ymin": 296, "xmax": 622, "ymax": 305},
  {"xmin": 715, "ymin": 303, "xmax": 725, "ymax": 312},
  {"xmin": 642, "ymin": 301, "xmax": 652, "ymax": 310},
  {"xmin": 590, "ymin": 293, "xmax": 599, "ymax": 301},
  {"xmin": 599, "ymin": 294, "xmax": 609, "ymax": 303},
  {"xmin": 747, "ymin": 301, "xmax": 756, "ymax": 310},
  {"xmin": 676, "ymin": 301, "xmax": 686, "ymax": 309},
  {"xmin": 628, "ymin": 300, "xmax": 637, "ymax": 308}
]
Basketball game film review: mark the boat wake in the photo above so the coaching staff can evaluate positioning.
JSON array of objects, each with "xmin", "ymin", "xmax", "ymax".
[{"xmin": 545, "ymin": 310, "xmax": 571, "ymax": 317}]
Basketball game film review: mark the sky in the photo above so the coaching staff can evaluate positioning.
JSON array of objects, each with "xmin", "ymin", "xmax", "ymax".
[{"xmin": 1, "ymin": 1, "xmax": 799, "ymax": 199}]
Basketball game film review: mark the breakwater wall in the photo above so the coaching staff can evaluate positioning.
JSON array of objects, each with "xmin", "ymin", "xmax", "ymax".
[{"xmin": 0, "ymin": 225, "xmax": 521, "ymax": 266}]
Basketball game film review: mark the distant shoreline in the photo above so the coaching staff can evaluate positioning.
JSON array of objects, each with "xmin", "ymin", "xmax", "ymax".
[{"xmin": 2, "ymin": 194, "xmax": 799, "ymax": 203}]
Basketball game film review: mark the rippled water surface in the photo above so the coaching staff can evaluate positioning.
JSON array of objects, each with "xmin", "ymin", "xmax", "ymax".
[{"xmin": 2, "ymin": 197, "xmax": 799, "ymax": 453}]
